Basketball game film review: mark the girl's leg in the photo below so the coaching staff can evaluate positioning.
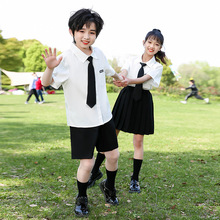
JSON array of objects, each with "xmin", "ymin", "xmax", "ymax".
[
  {"xmin": 132, "ymin": 134, "xmax": 144, "ymax": 181},
  {"xmin": 91, "ymin": 152, "xmax": 105, "ymax": 175}
]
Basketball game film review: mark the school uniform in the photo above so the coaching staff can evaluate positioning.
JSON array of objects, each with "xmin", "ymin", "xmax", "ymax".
[
  {"xmin": 51, "ymin": 43, "xmax": 118, "ymax": 159},
  {"xmin": 112, "ymin": 55, "xmax": 163, "ymax": 135}
]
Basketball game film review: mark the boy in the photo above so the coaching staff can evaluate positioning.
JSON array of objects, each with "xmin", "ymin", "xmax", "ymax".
[
  {"xmin": 180, "ymin": 78, "xmax": 209, "ymax": 104},
  {"xmin": 42, "ymin": 9, "xmax": 123, "ymax": 217}
]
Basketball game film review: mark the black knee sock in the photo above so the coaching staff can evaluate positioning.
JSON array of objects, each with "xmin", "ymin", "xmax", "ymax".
[
  {"xmin": 105, "ymin": 169, "xmax": 117, "ymax": 190},
  {"xmin": 91, "ymin": 152, "xmax": 105, "ymax": 175},
  {"xmin": 132, "ymin": 158, "xmax": 143, "ymax": 181},
  {"xmin": 77, "ymin": 180, "xmax": 88, "ymax": 197}
]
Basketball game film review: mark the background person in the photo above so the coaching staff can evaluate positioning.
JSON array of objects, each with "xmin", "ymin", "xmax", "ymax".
[
  {"xmin": 180, "ymin": 78, "xmax": 209, "ymax": 104},
  {"xmin": 25, "ymin": 72, "xmax": 42, "ymax": 104}
]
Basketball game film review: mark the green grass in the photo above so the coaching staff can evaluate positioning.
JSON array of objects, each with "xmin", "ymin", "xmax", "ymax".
[{"xmin": 0, "ymin": 92, "xmax": 220, "ymax": 220}]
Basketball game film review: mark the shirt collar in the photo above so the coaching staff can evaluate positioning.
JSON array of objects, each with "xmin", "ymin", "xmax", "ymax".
[
  {"xmin": 136, "ymin": 55, "xmax": 157, "ymax": 68},
  {"xmin": 70, "ymin": 43, "xmax": 98, "ymax": 63}
]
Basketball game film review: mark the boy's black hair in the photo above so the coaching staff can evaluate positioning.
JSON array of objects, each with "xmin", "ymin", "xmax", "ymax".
[
  {"xmin": 68, "ymin": 9, "xmax": 104, "ymax": 37},
  {"xmin": 144, "ymin": 29, "xmax": 167, "ymax": 65}
]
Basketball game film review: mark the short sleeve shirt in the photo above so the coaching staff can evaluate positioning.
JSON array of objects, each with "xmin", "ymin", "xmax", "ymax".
[
  {"xmin": 122, "ymin": 55, "xmax": 163, "ymax": 90},
  {"xmin": 51, "ymin": 43, "xmax": 116, "ymax": 128}
]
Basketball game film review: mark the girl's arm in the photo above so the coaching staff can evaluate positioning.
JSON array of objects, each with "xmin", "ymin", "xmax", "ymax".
[
  {"xmin": 113, "ymin": 69, "xmax": 128, "ymax": 87},
  {"xmin": 127, "ymin": 74, "xmax": 152, "ymax": 85}
]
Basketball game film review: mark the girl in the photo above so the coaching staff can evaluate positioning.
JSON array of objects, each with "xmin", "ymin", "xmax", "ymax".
[{"xmin": 88, "ymin": 29, "xmax": 167, "ymax": 193}]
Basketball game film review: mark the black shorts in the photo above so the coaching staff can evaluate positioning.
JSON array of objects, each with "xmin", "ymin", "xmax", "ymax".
[{"xmin": 70, "ymin": 119, "xmax": 118, "ymax": 159}]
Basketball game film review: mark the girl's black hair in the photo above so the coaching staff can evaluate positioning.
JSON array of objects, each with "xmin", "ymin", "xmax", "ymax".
[
  {"xmin": 144, "ymin": 29, "xmax": 167, "ymax": 65},
  {"xmin": 68, "ymin": 9, "xmax": 104, "ymax": 37}
]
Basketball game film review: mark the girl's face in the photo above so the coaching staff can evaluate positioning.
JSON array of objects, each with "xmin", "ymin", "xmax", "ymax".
[
  {"xmin": 143, "ymin": 36, "xmax": 162, "ymax": 57},
  {"xmin": 70, "ymin": 22, "xmax": 97, "ymax": 54}
]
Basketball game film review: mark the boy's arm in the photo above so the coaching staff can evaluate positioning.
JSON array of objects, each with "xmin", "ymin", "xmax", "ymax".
[
  {"xmin": 112, "ymin": 73, "xmax": 124, "ymax": 81},
  {"xmin": 42, "ymin": 67, "xmax": 54, "ymax": 86}
]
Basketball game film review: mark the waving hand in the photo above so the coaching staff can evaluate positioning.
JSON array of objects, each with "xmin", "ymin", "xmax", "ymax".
[{"xmin": 42, "ymin": 48, "xmax": 62, "ymax": 69}]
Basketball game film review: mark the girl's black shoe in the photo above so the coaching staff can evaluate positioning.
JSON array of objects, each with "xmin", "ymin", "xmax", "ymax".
[
  {"xmin": 87, "ymin": 169, "xmax": 103, "ymax": 188},
  {"xmin": 129, "ymin": 179, "xmax": 141, "ymax": 193}
]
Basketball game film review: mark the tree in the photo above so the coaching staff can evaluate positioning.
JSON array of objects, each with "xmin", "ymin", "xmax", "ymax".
[
  {"xmin": 160, "ymin": 59, "xmax": 179, "ymax": 87},
  {"xmin": 23, "ymin": 42, "xmax": 47, "ymax": 72},
  {"xmin": 178, "ymin": 61, "xmax": 220, "ymax": 95},
  {"xmin": 0, "ymin": 33, "xmax": 24, "ymax": 71}
]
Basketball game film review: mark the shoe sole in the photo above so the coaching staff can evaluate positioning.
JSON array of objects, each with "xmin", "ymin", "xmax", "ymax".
[
  {"xmin": 87, "ymin": 172, "xmax": 103, "ymax": 188},
  {"xmin": 75, "ymin": 212, "xmax": 89, "ymax": 217},
  {"xmin": 129, "ymin": 189, "xmax": 141, "ymax": 193}
]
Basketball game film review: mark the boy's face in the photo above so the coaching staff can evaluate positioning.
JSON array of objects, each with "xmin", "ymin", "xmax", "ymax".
[{"xmin": 73, "ymin": 22, "xmax": 97, "ymax": 54}]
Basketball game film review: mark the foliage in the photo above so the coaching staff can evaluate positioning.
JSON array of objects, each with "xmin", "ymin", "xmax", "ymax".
[
  {"xmin": 0, "ymin": 30, "xmax": 54, "ymax": 73},
  {"xmin": 0, "ymin": 72, "xmax": 11, "ymax": 85},
  {"xmin": 23, "ymin": 42, "xmax": 47, "ymax": 72},
  {"xmin": 108, "ymin": 57, "xmax": 121, "ymax": 73},
  {"xmin": 160, "ymin": 59, "xmax": 179, "ymax": 87},
  {"xmin": 0, "ymin": 94, "xmax": 219, "ymax": 219},
  {"xmin": 106, "ymin": 83, "xmax": 121, "ymax": 93},
  {"xmin": 0, "ymin": 32, "xmax": 24, "ymax": 71},
  {"xmin": 178, "ymin": 61, "xmax": 220, "ymax": 96}
]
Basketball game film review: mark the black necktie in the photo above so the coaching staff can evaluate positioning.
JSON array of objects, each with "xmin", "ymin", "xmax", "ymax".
[
  {"xmin": 133, "ymin": 62, "xmax": 146, "ymax": 101},
  {"xmin": 86, "ymin": 56, "xmax": 96, "ymax": 108}
]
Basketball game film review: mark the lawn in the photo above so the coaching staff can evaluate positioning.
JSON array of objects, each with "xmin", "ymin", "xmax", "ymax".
[{"xmin": 0, "ymin": 92, "xmax": 219, "ymax": 220}]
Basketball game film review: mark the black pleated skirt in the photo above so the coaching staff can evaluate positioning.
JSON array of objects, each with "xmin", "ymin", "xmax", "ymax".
[{"xmin": 112, "ymin": 86, "xmax": 154, "ymax": 135}]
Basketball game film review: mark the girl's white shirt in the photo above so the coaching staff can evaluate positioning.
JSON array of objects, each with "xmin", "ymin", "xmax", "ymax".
[{"xmin": 122, "ymin": 55, "xmax": 163, "ymax": 90}]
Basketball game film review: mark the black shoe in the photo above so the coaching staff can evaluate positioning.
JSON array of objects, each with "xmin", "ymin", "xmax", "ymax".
[
  {"xmin": 99, "ymin": 179, "xmax": 119, "ymax": 205},
  {"xmin": 74, "ymin": 196, "xmax": 89, "ymax": 217},
  {"xmin": 129, "ymin": 179, "xmax": 141, "ymax": 193},
  {"xmin": 87, "ymin": 169, "xmax": 103, "ymax": 188}
]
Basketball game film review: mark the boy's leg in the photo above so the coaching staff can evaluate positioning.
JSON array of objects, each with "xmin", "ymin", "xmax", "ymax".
[
  {"xmin": 88, "ymin": 129, "xmax": 120, "ymax": 188},
  {"xmin": 75, "ymin": 158, "xmax": 94, "ymax": 217},
  {"xmin": 99, "ymin": 148, "xmax": 119, "ymax": 205},
  {"xmin": 88, "ymin": 152, "xmax": 105, "ymax": 188},
  {"xmin": 130, "ymin": 134, "xmax": 144, "ymax": 193},
  {"xmin": 195, "ymin": 93, "xmax": 204, "ymax": 100},
  {"xmin": 185, "ymin": 92, "xmax": 193, "ymax": 101}
]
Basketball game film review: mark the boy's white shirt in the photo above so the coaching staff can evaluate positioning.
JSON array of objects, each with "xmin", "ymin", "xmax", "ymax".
[
  {"xmin": 51, "ymin": 43, "xmax": 116, "ymax": 128},
  {"xmin": 122, "ymin": 55, "xmax": 163, "ymax": 90}
]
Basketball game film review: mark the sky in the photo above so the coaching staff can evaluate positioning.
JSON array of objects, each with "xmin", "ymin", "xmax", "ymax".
[{"xmin": 0, "ymin": 0, "xmax": 220, "ymax": 69}]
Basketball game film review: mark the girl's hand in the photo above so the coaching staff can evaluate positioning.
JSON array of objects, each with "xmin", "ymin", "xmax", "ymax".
[
  {"xmin": 113, "ymin": 76, "xmax": 129, "ymax": 87},
  {"xmin": 42, "ymin": 48, "xmax": 62, "ymax": 70}
]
